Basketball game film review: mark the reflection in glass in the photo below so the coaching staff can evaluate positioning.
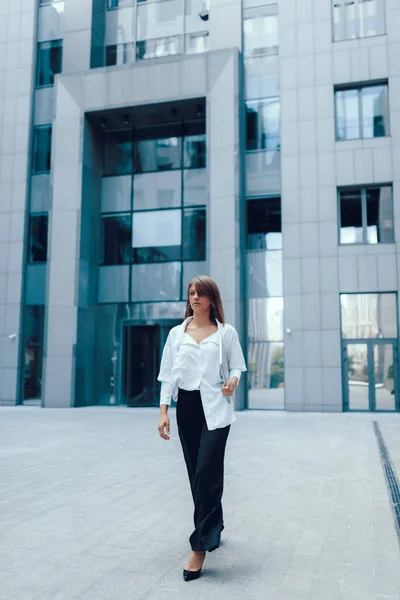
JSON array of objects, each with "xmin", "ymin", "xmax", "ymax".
[
  {"xmin": 33, "ymin": 126, "xmax": 52, "ymax": 173},
  {"xmin": 374, "ymin": 344, "xmax": 396, "ymax": 411},
  {"xmin": 98, "ymin": 266, "xmax": 130, "ymax": 303},
  {"xmin": 247, "ymin": 197, "xmax": 282, "ymax": 250},
  {"xmin": 105, "ymin": 130, "xmax": 133, "ymax": 175},
  {"xmin": 246, "ymin": 98, "xmax": 280, "ymax": 151},
  {"xmin": 134, "ymin": 170, "xmax": 181, "ymax": 210},
  {"xmin": 333, "ymin": 0, "xmax": 385, "ymax": 41},
  {"xmin": 183, "ymin": 169, "xmax": 209, "ymax": 206},
  {"xmin": 135, "ymin": 136, "xmax": 181, "ymax": 173},
  {"xmin": 361, "ymin": 84, "xmax": 389, "ymax": 138},
  {"xmin": 131, "ymin": 262, "xmax": 181, "ymax": 301},
  {"xmin": 248, "ymin": 251, "xmax": 283, "ymax": 298},
  {"xmin": 186, "ymin": 32, "xmax": 209, "ymax": 54},
  {"xmin": 335, "ymin": 84, "xmax": 389, "ymax": 140},
  {"xmin": 244, "ymin": 4, "xmax": 279, "ymax": 59},
  {"xmin": 248, "ymin": 297, "xmax": 284, "ymax": 342},
  {"xmin": 136, "ymin": 36, "xmax": 182, "ymax": 61},
  {"xmin": 246, "ymin": 69, "xmax": 279, "ymax": 101},
  {"xmin": 184, "ymin": 134, "xmax": 206, "ymax": 168},
  {"xmin": 23, "ymin": 306, "xmax": 45, "ymax": 402},
  {"xmin": 29, "ymin": 215, "xmax": 48, "ymax": 263},
  {"xmin": 102, "ymin": 214, "xmax": 132, "ymax": 265},
  {"xmin": 137, "ymin": 0, "xmax": 184, "ymax": 44},
  {"xmin": 101, "ymin": 175, "xmax": 132, "ymax": 213},
  {"xmin": 359, "ymin": 0, "xmax": 385, "ymax": 38},
  {"xmin": 347, "ymin": 343, "xmax": 369, "ymax": 410},
  {"xmin": 106, "ymin": 43, "xmax": 135, "ymax": 66},
  {"xmin": 248, "ymin": 341, "xmax": 284, "ymax": 409},
  {"xmin": 335, "ymin": 88, "xmax": 360, "ymax": 140},
  {"xmin": 341, "ymin": 293, "xmax": 397, "ymax": 340},
  {"xmin": 340, "ymin": 189, "xmax": 363, "ymax": 244},
  {"xmin": 182, "ymin": 207, "xmax": 206, "ymax": 261},
  {"xmin": 36, "ymin": 40, "xmax": 62, "ymax": 87},
  {"xmin": 132, "ymin": 209, "xmax": 182, "ymax": 263},
  {"xmin": 366, "ymin": 187, "xmax": 394, "ymax": 244},
  {"xmin": 246, "ymin": 150, "xmax": 281, "ymax": 197}
]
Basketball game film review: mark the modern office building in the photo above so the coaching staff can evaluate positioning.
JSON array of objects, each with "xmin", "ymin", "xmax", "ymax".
[{"xmin": 0, "ymin": 0, "xmax": 399, "ymax": 412}]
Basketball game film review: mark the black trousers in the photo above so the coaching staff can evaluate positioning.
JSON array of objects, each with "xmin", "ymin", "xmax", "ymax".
[{"xmin": 176, "ymin": 389, "xmax": 230, "ymax": 553}]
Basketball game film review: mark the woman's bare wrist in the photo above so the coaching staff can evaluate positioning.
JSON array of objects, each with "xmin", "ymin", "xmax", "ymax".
[{"xmin": 160, "ymin": 404, "xmax": 169, "ymax": 415}]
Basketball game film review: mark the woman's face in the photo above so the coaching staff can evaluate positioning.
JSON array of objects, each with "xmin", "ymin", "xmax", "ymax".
[{"xmin": 188, "ymin": 284, "xmax": 212, "ymax": 314}]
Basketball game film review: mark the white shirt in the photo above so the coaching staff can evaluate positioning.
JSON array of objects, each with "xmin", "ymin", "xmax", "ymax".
[{"xmin": 158, "ymin": 317, "xmax": 247, "ymax": 431}]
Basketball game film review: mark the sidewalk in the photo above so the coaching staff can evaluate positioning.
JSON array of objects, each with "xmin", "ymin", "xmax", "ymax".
[{"xmin": 1, "ymin": 406, "xmax": 400, "ymax": 600}]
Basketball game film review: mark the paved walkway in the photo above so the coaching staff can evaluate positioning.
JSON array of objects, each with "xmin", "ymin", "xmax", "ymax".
[{"xmin": 1, "ymin": 407, "xmax": 400, "ymax": 600}]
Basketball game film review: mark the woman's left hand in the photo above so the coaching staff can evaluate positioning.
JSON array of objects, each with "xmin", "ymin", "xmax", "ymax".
[{"xmin": 222, "ymin": 378, "xmax": 238, "ymax": 397}]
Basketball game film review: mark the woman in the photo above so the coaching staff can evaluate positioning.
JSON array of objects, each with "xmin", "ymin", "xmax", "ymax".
[{"xmin": 157, "ymin": 275, "xmax": 246, "ymax": 581}]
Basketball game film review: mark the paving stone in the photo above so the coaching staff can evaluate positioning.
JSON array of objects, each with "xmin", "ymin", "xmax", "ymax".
[{"xmin": 1, "ymin": 407, "xmax": 400, "ymax": 600}]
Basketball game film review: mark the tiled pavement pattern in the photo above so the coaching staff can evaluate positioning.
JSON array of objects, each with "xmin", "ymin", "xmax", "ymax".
[{"xmin": 1, "ymin": 407, "xmax": 400, "ymax": 600}]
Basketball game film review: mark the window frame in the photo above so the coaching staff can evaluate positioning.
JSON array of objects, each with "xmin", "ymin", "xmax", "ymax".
[
  {"xmin": 337, "ymin": 184, "xmax": 394, "ymax": 245},
  {"xmin": 334, "ymin": 80, "xmax": 390, "ymax": 141},
  {"xmin": 28, "ymin": 213, "xmax": 49, "ymax": 264},
  {"xmin": 332, "ymin": 0, "xmax": 386, "ymax": 42},
  {"xmin": 36, "ymin": 39, "xmax": 63, "ymax": 89},
  {"xmin": 32, "ymin": 125, "xmax": 52, "ymax": 174}
]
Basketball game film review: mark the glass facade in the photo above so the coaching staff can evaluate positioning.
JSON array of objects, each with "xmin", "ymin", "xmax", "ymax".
[
  {"xmin": 100, "ymin": 119, "xmax": 207, "ymax": 304},
  {"xmin": 105, "ymin": 0, "xmax": 209, "ymax": 65},
  {"xmin": 36, "ymin": 40, "xmax": 63, "ymax": 87},
  {"xmin": 341, "ymin": 293, "xmax": 397, "ymax": 340},
  {"xmin": 22, "ymin": 306, "xmax": 45, "ymax": 402}
]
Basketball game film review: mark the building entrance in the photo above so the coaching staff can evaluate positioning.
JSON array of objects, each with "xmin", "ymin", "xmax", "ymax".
[
  {"xmin": 342, "ymin": 340, "xmax": 399, "ymax": 412},
  {"xmin": 121, "ymin": 321, "xmax": 179, "ymax": 407}
]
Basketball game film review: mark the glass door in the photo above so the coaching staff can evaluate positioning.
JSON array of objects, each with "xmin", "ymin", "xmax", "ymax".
[
  {"xmin": 343, "ymin": 341, "xmax": 398, "ymax": 411},
  {"xmin": 344, "ymin": 343, "xmax": 370, "ymax": 410},
  {"xmin": 373, "ymin": 342, "xmax": 397, "ymax": 411}
]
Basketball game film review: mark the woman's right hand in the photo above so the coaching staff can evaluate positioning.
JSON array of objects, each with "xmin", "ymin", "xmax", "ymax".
[{"xmin": 158, "ymin": 412, "xmax": 170, "ymax": 440}]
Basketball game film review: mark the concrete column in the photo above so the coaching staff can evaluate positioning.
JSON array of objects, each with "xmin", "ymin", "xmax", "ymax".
[
  {"xmin": 0, "ymin": 1, "xmax": 36, "ymax": 405},
  {"xmin": 62, "ymin": 0, "xmax": 93, "ymax": 74},
  {"xmin": 42, "ymin": 76, "xmax": 84, "ymax": 407},
  {"xmin": 209, "ymin": 0, "xmax": 242, "ymax": 52},
  {"xmin": 207, "ymin": 50, "xmax": 246, "ymax": 409}
]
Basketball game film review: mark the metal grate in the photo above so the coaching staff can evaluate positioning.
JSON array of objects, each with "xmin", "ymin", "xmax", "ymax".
[{"xmin": 373, "ymin": 421, "xmax": 400, "ymax": 544}]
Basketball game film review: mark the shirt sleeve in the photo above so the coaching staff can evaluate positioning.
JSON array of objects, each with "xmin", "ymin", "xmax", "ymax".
[
  {"xmin": 157, "ymin": 334, "xmax": 173, "ymax": 407},
  {"xmin": 228, "ymin": 328, "xmax": 247, "ymax": 385}
]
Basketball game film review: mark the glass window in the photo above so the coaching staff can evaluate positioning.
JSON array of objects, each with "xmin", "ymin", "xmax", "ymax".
[
  {"xmin": 137, "ymin": 0, "xmax": 184, "ymax": 44},
  {"xmin": 36, "ymin": 40, "xmax": 62, "ymax": 87},
  {"xmin": 182, "ymin": 207, "xmax": 206, "ymax": 261},
  {"xmin": 248, "ymin": 297, "xmax": 283, "ymax": 342},
  {"xmin": 247, "ymin": 197, "xmax": 282, "ymax": 250},
  {"xmin": 106, "ymin": 43, "xmax": 135, "ymax": 66},
  {"xmin": 102, "ymin": 214, "xmax": 132, "ymax": 265},
  {"xmin": 339, "ymin": 186, "xmax": 394, "ymax": 244},
  {"xmin": 361, "ymin": 84, "xmax": 389, "ymax": 138},
  {"xmin": 23, "ymin": 306, "xmax": 45, "ymax": 401},
  {"xmin": 98, "ymin": 266, "xmax": 130, "ymax": 303},
  {"xmin": 136, "ymin": 36, "xmax": 182, "ymax": 61},
  {"xmin": 247, "ymin": 340, "xmax": 284, "ymax": 409},
  {"xmin": 107, "ymin": 0, "xmax": 133, "ymax": 7},
  {"xmin": 333, "ymin": 0, "xmax": 385, "ymax": 41},
  {"xmin": 131, "ymin": 262, "xmax": 181, "ymax": 301},
  {"xmin": 134, "ymin": 170, "xmax": 181, "ymax": 210},
  {"xmin": 339, "ymin": 189, "xmax": 363, "ymax": 244},
  {"xmin": 335, "ymin": 83, "xmax": 389, "ymax": 141},
  {"xmin": 246, "ymin": 68, "xmax": 279, "ymax": 101},
  {"xmin": 247, "ymin": 250, "xmax": 283, "ymax": 298},
  {"xmin": 244, "ymin": 4, "xmax": 279, "ymax": 59},
  {"xmin": 33, "ymin": 126, "xmax": 52, "ymax": 173},
  {"xmin": 184, "ymin": 169, "xmax": 209, "ymax": 206},
  {"xmin": 135, "ymin": 135, "xmax": 181, "ymax": 173},
  {"xmin": 105, "ymin": 130, "xmax": 133, "ymax": 175},
  {"xmin": 246, "ymin": 98, "xmax": 280, "ymax": 151},
  {"xmin": 340, "ymin": 293, "xmax": 397, "ymax": 339},
  {"xmin": 186, "ymin": 32, "xmax": 209, "ymax": 54},
  {"xmin": 28, "ymin": 215, "xmax": 48, "ymax": 263},
  {"xmin": 184, "ymin": 134, "xmax": 206, "ymax": 168},
  {"xmin": 132, "ymin": 209, "xmax": 182, "ymax": 263}
]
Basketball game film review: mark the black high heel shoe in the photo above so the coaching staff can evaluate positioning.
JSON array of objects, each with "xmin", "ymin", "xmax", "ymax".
[
  {"xmin": 183, "ymin": 567, "xmax": 202, "ymax": 582},
  {"xmin": 183, "ymin": 552, "xmax": 205, "ymax": 581}
]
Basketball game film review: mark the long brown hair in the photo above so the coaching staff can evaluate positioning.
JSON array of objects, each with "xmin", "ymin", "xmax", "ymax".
[{"xmin": 184, "ymin": 276, "xmax": 225, "ymax": 325}]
